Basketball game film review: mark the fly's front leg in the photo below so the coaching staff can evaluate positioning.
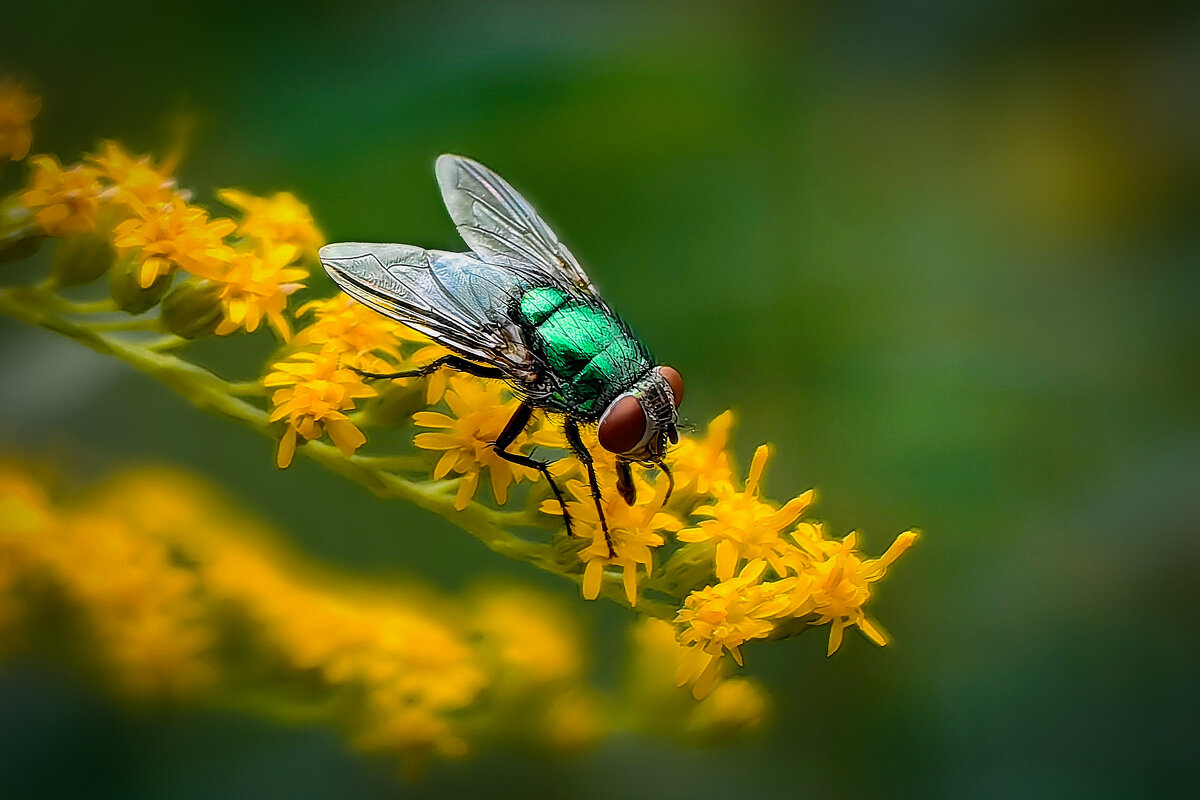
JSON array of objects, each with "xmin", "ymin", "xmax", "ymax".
[
  {"xmin": 615, "ymin": 460, "xmax": 637, "ymax": 506},
  {"xmin": 492, "ymin": 402, "xmax": 573, "ymax": 537},
  {"xmin": 351, "ymin": 354, "xmax": 504, "ymax": 381},
  {"xmin": 564, "ymin": 418, "xmax": 614, "ymax": 558}
]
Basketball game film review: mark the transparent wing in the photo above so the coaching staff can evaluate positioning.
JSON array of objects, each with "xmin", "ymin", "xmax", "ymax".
[
  {"xmin": 319, "ymin": 242, "xmax": 537, "ymax": 375},
  {"xmin": 435, "ymin": 154, "xmax": 604, "ymax": 301}
]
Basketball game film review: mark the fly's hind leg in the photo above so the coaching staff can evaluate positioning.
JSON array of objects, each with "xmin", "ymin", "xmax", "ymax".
[
  {"xmin": 350, "ymin": 354, "xmax": 505, "ymax": 381},
  {"xmin": 492, "ymin": 402, "xmax": 574, "ymax": 537},
  {"xmin": 564, "ymin": 418, "xmax": 614, "ymax": 558}
]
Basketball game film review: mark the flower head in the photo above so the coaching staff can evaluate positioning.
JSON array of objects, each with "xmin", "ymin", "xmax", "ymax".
[
  {"xmin": 0, "ymin": 80, "xmax": 40, "ymax": 161},
  {"xmin": 543, "ymin": 472, "xmax": 681, "ymax": 606},
  {"xmin": 21, "ymin": 155, "xmax": 102, "ymax": 236},
  {"xmin": 676, "ymin": 445, "xmax": 813, "ymax": 581},
  {"xmin": 88, "ymin": 140, "xmax": 179, "ymax": 208},
  {"xmin": 413, "ymin": 375, "xmax": 541, "ymax": 510},
  {"xmin": 295, "ymin": 294, "xmax": 404, "ymax": 363},
  {"xmin": 113, "ymin": 199, "xmax": 236, "ymax": 287},
  {"xmin": 673, "ymin": 560, "xmax": 788, "ymax": 697},
  {"xmin": 666, "ymin": 410, "xmax": 735, "ymax": 496},
  {"xmin": 206, "ymin": 242, "xmax": 307, "ymax": 340},
  {"xmin": 779, "ymin": 525, "xmax": 920, "ymax": 655},
  {"xmin": 265, "ymin": 349, "xmax": 376, "ymax": 467},
  {"xmin": 219, "ymin": 188, "xmax": 324, "ymax": 257}
]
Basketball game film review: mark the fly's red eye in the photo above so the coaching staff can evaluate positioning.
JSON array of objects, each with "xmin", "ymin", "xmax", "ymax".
[
  {"xmin": 658, "ymin": 366, "xmax": 684, "ymax": 408},
  {"xmin": 598, "ymin": 395, "xmax": 647, "ymax": 454}
]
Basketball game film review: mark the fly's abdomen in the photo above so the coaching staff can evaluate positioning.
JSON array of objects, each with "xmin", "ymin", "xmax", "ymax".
[{"xmin": 518, "ymin": 287, "xmax": 650, "ymax": 417}]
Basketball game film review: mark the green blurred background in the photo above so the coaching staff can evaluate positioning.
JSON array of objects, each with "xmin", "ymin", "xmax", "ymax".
[{"xmin": 2, "ymin": 1, "xmax": 1198, "ymax": 796}]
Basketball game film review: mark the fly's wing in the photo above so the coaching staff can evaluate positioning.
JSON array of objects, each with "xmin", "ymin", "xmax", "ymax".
[
  {"xmin": 319, "ymin": 242, "xmax": 536, "ymax": 376},
  {"xmin": 435, "ymin": 154, "xmax": 605, "ymax": 303}
]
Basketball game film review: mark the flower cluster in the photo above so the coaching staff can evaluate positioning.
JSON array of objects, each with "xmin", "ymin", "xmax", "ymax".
[
  {"xmin": 0, "ymin": 461, "xmax": 764, "ymax": 771},
  {"xmin": 263, "ymin": 292, "xmax": 451, "ymax": 467},
  {"xmin": 0, "ymin": 81, "xmax": 920, "ymax": 719},
  {"xmin": 10, "ymin": 115, "xmax": 321, "ymax": 340}
]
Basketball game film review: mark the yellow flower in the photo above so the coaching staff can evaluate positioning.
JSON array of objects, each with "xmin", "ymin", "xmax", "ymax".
[
  {"xmin": 0, "ymin": 80, "xmax": 40, "ymax": 161},
  {"xmin": 205, "ymin": 242, "xmax": 307, "ymax": 340},
  {"xmin": 676, "ymin": 444, "xmax": 814, "ymax": 581},
  {"xmin": 413, "ymin": 375, "xmax": 540, "ymax": 510},
  {"xmin": 666, "ymin": 410, "xmax": 735, "ymax": 496},
  {"xmin": 295, "ymin": 294, "xmax": 404, "ymax": 364},
  {"xmin": 542, "ymin": 472, "xmax": 681, "ymax": 606},
  {"xmin": 674, "ymin": 560, "xmax": 790, "ymax": 696},
  {"xmin": 218, "ymin": 188, "xmax": 324, "ymax": 257},
  {"xmin": 0, "ymin": 468, "xmax": 55, "ymax": 634},
  {"xmin": 88, "ymin": 140, "xmax": 179, "ymax": 208},
  {"xmin": 112, "ymin": 199, "xmax": 236, "ymax": 288},
  {"xmin": 265, "ymin": 349, "xmax": 376, "ymax": 467},
  {"xmin": 780, "ymin": 526, "xmax": 919, "ymax": 655},
  {"xmin": 20, "ymin": 155, "xmax": 102, "ymax": 236}
]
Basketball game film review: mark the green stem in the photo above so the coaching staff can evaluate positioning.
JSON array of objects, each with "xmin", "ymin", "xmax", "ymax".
[
  {"xmin": 0, "ymin": 284, "xmax": 677, "ymax": 621},
  {"xmin": 84, "ymin": 316, "xmax": 163, "ymax": 332}
]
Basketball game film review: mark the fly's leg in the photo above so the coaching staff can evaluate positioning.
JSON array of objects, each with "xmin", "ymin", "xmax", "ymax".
[
  {"xmin": 350, "ymin": 354, "xmax": 504, "ymax": 381},
  {"xmin": 615, "ymin": 459, "xmax": 637, "ymax": 506},
  {"xmin": 564, "ymin": 418, "xmax": 614, "ymax": 558},
  {"xmin": 656, "ymin": 460, "xmax": 675, "ymax": 503},
  {"xmin": 492, "ymin": 402, "xmax": 573, "ymax": 537}
]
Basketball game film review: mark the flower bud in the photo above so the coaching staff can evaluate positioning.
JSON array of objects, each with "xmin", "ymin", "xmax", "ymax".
[
  {"xmin": 51, "ymin": 231, "xmax": 114, "ymax": 287},
  {"xmin": 111, "ymin": 252, "xmax": 172, "ymax": 314},
  {"xmin": 161, "ymin": 279, "xmax": 223, "ymax": 339}
]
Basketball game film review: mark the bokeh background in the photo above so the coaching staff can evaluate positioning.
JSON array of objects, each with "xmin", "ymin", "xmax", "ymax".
[{"xmin": 2, "ymin": 1, "xmax": 1199, "ymax": 797}]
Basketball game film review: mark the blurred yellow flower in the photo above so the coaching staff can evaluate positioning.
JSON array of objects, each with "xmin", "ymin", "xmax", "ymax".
[
  {"xmin": 0, "ymin": 79, "xmax": 40, "ymax": 161},
  {"xmin": 677, "ymin": 444, "xmax": 813, "ymax": 581},
  {"xmin": 88, "ymin": 140, "xmax": 180, "ymax": 209},
  {"xmin": 113, "ymin": 200, "xmax": 236, "ymax": 287},
  {"xmin": 265, "ymin": 349, "xmax": 376, "ymax": 467},
  {"xmin": 413, "ymin": 375, "xmax": 540, "ymax": 510},
  {"xmin": 218, "ymin": 188, "xmax": 324, "ymax": 257},
  {"xmin": 21, "ymin": 155, "xmax": 102, "ymax": 236},
  {"xmin": 470, "ymin": 585, "xmax": 582, "ymax": 685}
]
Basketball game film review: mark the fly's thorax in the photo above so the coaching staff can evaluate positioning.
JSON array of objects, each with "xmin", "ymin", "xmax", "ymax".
[
  {"xmin": 517, "ymin": 287, "xmax": 652, "ymax": 418},
  {"xmin": 597, "ymin": 366, "xmax": 682, "ymax": 460}
]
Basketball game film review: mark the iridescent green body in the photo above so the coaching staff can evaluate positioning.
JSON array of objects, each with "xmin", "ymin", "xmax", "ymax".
[{"xmin": 517, "ymin": 286, "xmax": 650, "ymax": 418}]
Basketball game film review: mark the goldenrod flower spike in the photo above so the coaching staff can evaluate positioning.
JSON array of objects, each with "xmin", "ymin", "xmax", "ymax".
[{"xmin": 0, "ymin": 88, "xmax": 920, "ymax": 721}]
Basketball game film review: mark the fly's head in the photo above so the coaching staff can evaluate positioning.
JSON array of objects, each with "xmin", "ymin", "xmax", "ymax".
[{"xmin": 597, "ymin": 366, "xmax": 684, "ymax": 463}]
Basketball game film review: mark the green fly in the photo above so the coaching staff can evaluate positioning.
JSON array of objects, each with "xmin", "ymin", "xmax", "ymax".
[{"xmin": 319, "ymin": 155, "xmax": 684, "ymax": 553}]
